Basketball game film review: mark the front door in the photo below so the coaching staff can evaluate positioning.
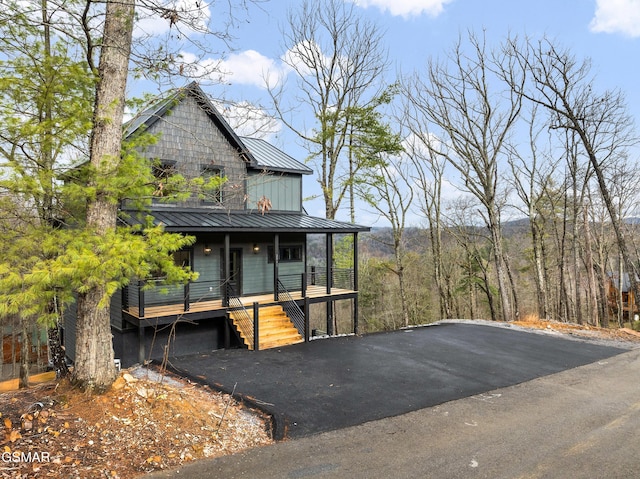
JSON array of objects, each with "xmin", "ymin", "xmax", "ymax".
[{"xmin": 221, "ymin": 248, "xmax": 243, "ymax": 295}]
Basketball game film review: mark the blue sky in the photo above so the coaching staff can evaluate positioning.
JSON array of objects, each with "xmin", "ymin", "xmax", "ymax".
[{"xmin": 133, "ymin": 0, "xmax": 640, "ymax": 225}]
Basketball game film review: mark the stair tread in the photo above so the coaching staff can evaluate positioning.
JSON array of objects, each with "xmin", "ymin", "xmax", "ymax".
[{"xmin": 229, "ymin": 304, "xmax": 304, "ymax": 350}]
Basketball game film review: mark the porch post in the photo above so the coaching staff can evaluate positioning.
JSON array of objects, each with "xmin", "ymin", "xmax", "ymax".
[
  {"xmin": 138, "ymin": 280, "xmax": 145, "ymax": 318},
  {"xmin": 326, "ymin": 233, "xmax": 333, "ymax": 294},
  {"xmin": 304, "ymin": 296, "xmax": 310, "ymax": 342},
  {"xmin": 138, "ymin": 323, "xmax": 145, "ymax": 364},
  {"xmin": 353, "ymin": 232, "xmax": 359, "ymax": 335},
  {"xmin": 326, "ymin": 233, "xmax": 333, "ymax": 335},
  {"xmin": 273, "ymin": 233, "xmax": 279, "ymax": 302},
  {"xmin": 253, "ymin": 302, "xmax": 260, "ymax": 351},
  {"xmin": 223, "ymin": 233, "xmax": 230, "ymax": 306}
]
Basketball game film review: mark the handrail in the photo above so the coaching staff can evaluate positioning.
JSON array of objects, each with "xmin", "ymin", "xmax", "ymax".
[
  {"xmin": 226, "ymin": 283, "xmax": 254, "ymax": 348},
  {"xmin": 277, "ymin": 278, "xmax": 306, "ymax": 339}
]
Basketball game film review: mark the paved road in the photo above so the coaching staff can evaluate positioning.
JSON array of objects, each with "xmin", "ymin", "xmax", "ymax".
[
  {"xmin": 148, "ymin": 346, "xmax": 640, "ymax": 479},
  {"xmin": 167, "ymin": 323, "xmax": 624, "ymax": 439}
]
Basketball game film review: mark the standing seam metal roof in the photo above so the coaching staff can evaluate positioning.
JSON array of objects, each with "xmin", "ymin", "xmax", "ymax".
[
  {"xmin": 123, "ymin": 209, "xmax": 369, "ymax": 233},
  {"xmin": 240, "ymin": 137, "xmax": 312, "ymax": 175}
]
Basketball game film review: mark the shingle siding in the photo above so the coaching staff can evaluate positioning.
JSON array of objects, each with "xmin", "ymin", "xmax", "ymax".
[{"xmin": 143, "ymin": 95, "xmax": 247, "ymax": 210}]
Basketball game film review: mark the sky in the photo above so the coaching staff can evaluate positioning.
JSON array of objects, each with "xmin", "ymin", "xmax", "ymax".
[{"xmin": 132, "ymin": 0, "xmax": 640, "ymax": 226}]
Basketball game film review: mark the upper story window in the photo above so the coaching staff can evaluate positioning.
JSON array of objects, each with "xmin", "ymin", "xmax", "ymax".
[
  {"xmin": 152, "ymin": 160, "xmax": 178, "ymax": 199},
  {"xmin": 201, "ymin": 165, "xmax": 224, "ymax": 204}
]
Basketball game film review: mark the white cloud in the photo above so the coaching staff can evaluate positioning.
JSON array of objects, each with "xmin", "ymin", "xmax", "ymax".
[
  {"xmin": 351, "ymin": 0, "xmax": 454, "ymax": 18},
  {"xmin": 219, "ymin": 50, "xmax": 290, "ymax": 89},
  {"xmin": 589, "ymin": 0, "xmax": 640, "ymax": 37},
  {"xmin": 178, "ymin": 50, "xmax": 290, "ymax": 89}
]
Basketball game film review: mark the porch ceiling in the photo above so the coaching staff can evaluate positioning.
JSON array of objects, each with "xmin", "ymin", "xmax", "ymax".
[{"xmin": 121, "ymin": 209, "xmax": 370, "ymax": 234}]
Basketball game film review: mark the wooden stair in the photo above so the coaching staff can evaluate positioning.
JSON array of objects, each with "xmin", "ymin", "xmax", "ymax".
[{"xmin": 229, "ymin": 304, "xmax": 303, "ymax": 350}]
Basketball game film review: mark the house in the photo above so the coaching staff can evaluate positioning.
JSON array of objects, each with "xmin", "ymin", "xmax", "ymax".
[
  {"xmin": 606, "ymin": 271, "xmax": 639, "ymax": 321},
  {"xmin": 63, "ymin": 82, "xmax": 368, "ymax": 367}
]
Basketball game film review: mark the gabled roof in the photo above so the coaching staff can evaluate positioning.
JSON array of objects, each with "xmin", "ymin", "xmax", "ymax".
[
  {"xmin": 122, "ymin": 208, "xmax": 369, "ymax": 234},
  {"xmin": 241, "ymin": 137, "xmax": 312, "ymax": 175},
  {"xmin": 124, "ymin": 82, "xmax": 258, "ymax": 168},
  {"xmin": 124, "ymin": 82, "xmax": 312, "ymax": 175}
]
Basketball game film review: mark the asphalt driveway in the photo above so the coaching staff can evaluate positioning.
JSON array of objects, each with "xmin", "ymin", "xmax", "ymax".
[{"xmin": 167, "ymin": 322, "xmax": 626, "ymax": 439}]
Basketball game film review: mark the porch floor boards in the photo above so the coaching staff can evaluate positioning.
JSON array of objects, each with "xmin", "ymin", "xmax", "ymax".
[{"xmin": 125, "ymin": 285, "xmax": 356, "ymax": 320}]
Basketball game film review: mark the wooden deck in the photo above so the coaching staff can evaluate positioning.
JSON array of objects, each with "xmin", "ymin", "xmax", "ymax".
[{"xmin": 125, "ymin": 285, "xmax": 357, "ymax": 320}]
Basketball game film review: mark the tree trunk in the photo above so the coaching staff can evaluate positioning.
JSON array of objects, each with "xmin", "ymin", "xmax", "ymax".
[
  {"xmin": 74, "ymin": 0, "xmax": 135, "ymax": 390},
  {"xmin": 19, "ymin": 315, "xmax": 31, "ymax": 388},
  {"xmin": 489, "ymin": 214, "xmax": 513, "ymax": 322}
]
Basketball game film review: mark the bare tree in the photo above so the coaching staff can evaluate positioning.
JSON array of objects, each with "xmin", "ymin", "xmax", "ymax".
[
  {"xmin": 356, "ymin": 154, "xmax": 414, "ymax": 327},
  {"xmin": 270, "ymin": 0, "xmax": 388, "ymax": 219},
  {"xmin": 507, "ymin": 106, "xmax": 561, "ymax": 321},
  {"xmin": 503, "ymin": 36, "xmax": 640, "ymax": 319},
  {"xmin": 400, "ymin": 109, "xmax": 454, "ymax": 320},
  {"xmin": 403, "ymin": 32, "xmax": 523, "ymax": 321}
]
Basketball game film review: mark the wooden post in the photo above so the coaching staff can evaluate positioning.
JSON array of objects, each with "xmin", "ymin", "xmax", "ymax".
[
  {"xmin": 139, "ymin": 281, "xmax": 145, "ymax": 318},
  {"xmin": 302, "ymin": 272, "xmax": 307, "ymax": 298},
  {"xmin": 353, "ymin": 232, "xmax": 359, "ymax": 335},
  {"xmin": 138, "ymin": 324, "xmax": 145, "ymax": 365},
  {"xmin": 326, "ymin": 233, "xmax": 333, "ymax": 335},
  {"xmin": 223, "ymin": 234, "xmax": 230, "ymax": 307},
  {"xmin": 253, "ymin": 302, "xmax": 260, "ymax": 351},
  {"xmin": 304, "ymin": 296, "xmax": 310, "ymax": 342},
  {"xmin": 183, "ymin": 282, "xmax": 190, "ymax": 312},
  {"xmin": 273, "ymin": 234, "xmax": 279, "ymax": 302}
]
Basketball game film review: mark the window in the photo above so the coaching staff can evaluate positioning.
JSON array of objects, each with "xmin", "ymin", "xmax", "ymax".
[
  {"xmin": 268, "ymin": 245, "xmax": 303, "ymax": 263},
  {"xmin": 201, "ymin": 165, "xmax": 224, "ymax": 203},
  {"xmin": 152, "ymin": 160, "xmax": 178, "ymax": 198},
  {"xmin": 173, "ymin": 249, "xmax": 191, "ymax": 269}
]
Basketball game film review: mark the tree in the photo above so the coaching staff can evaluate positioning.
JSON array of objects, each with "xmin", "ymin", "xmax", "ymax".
[
  {"xmin": 0, "ymin": 0, "xmax": 95, "ymax": 384},
  {"xmin": 404, "ymin": 32, "xmax": 523, "ymax": 322},
  {"xmin": 401, "ymin": 97, "xmax": 454, "ymax": 320},
  {"xmin": 503, "ymin": 35, "xmax": 640, "ymax": 324},
  {"xmin": 507, "ymin": 106, "xmax": 560, "ymax": 321},
  {"xmin": 270, "ymin": 0, "xmax": 388, "ymax": 219},
  {"xmin": 0, "ymin": 0, "xmax": 253, "ymax": 389}
]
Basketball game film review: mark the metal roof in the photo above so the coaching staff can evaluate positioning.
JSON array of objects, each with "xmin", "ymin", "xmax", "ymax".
[
  {"xmin": 123, "ymin": 208, "xmax": 369, "ymax": 234},
  {"xmin": 240, "ymin": 137, "xmax": 312, "ymax": 175}
]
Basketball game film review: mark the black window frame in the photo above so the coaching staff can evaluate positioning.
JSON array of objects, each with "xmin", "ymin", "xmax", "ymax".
[
  {"xmin": 267, "ymin": 244, "xmax": 303, "ymax": 263},
  {"xmin": 201, "ymin": 164, "xmax": 224, "ymax": 204}
]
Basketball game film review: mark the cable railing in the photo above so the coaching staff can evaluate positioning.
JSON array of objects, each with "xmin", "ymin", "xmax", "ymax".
[
  {"xmin": 306, "ymin": 266, "xmax": 355, "ymax": 290},
  {"xmin": 122, "ymin": 279, "xmax": 224, "ymax": 317},
  {"xmin": 226, "ymin": 284, "xmax": 255, "ymax": 349},
  {"xmin": 277, "ymin": 278, "xmax": 307, "ymax": 339}
]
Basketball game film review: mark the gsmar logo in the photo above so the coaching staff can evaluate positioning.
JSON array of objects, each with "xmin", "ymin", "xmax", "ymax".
[{"xmin": 2, "ymin": 451, "xmax": 51, "ymax": 463}]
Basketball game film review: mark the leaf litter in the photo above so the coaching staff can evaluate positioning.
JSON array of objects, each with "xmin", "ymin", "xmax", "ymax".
[{"xmin": 0, "ymin": 366, "xmax": 273, "ymax": 478}]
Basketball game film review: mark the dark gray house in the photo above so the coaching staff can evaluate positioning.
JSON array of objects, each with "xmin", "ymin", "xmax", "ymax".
[{"xmin": 64, "ymin": 82, "xmax": 368, "ymax": 367}]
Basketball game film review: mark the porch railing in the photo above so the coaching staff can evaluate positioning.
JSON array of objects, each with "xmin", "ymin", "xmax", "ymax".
[
  {"xmin": 307, "ymin": 266, "xmax": 355, "ymax": 290},
  {"xmin": 277, "ymin": 278, "xmax": 307, "ymax": 339},
  {"xmin": 122, "ymin": 267, "xmax": 355, "ymax": 319},
  {"xmin": 122, "ymin": 279, "xmax": 224, "ymax": 317}
]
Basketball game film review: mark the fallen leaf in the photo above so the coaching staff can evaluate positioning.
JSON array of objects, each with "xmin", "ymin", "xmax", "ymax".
[{"xmin": 8, "ymin": 429, "xmax": 21, "ymax": 442}]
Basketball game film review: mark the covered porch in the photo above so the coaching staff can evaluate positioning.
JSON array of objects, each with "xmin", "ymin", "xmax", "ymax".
[{"xmin": 120, "ymin": 209, "xmax": 368, "ymax": 360}]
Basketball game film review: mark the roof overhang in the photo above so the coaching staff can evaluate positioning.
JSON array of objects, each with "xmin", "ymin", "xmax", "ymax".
[{"xmin": 122, "ymin": 208, "xmax": 370, "ymax": 234}]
